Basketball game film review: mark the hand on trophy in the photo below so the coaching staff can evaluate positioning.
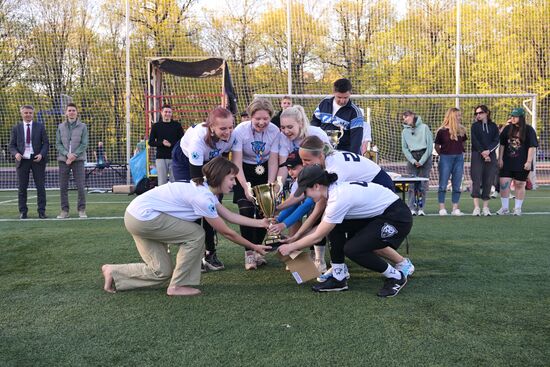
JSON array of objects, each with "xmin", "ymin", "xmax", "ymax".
[
  {"xmin": 253, "ymin": 244, "xmax": 272, "ymax": 256},
  {"xmin": 277, "ymin": 244, "xmax": 294, "ymax": 256},
  {"xmin": 269, "ymin": 222, "xmax": 286, "ymax": 235}
]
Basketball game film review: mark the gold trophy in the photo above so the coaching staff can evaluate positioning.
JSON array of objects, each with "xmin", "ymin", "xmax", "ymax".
[
  {"xmin": 327, "ymin": 126, "xmax": 344, "ymax": 148},
  {"xmin": 247, "ymin": 179, "xmax": 283, "ymax": 249}
]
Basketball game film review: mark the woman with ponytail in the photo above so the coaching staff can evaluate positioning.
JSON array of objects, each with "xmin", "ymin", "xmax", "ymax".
[
  {"xmin": 295, "ymin": 135, "xmax": 413, "ymax": 283},
  {"xmin": 171, "ymin": 107, "xmax": 236, "ymax": 271},
  {"xmin": 276, "ymin": 165, "xmax": 413, "ymax": 298}
]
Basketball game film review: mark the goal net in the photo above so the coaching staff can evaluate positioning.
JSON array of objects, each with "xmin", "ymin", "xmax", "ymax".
[{"xmin": 255, "ymin": 93, "xmax": 542, "ymax": 188}]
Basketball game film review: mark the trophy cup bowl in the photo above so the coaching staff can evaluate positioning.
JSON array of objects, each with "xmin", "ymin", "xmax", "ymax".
[
  {"xmin": 251, "ymin": 182, "xmax": 283, "ymax": 249},
  {"xmin": 327, "ymin": 126, "xmax": 344, "ymax": 148}
]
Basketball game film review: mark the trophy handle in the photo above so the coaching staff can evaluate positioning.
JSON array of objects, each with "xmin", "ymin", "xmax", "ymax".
[
  {"xmin": 246, "ymin": 182, "xmax": 258, "ymax": 205},
  {"xmin": 275, "ymin": 176, "xmax": 283, "ymax": 196},
  {"xmin": 337, "ymin": 125, "xmax": 344, "ymax": 140}
]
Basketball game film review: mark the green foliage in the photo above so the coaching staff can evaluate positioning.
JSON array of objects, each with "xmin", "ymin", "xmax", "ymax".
[{"xmin": 0, "ymin": 0, "xmax": 548, "ymax": 153}]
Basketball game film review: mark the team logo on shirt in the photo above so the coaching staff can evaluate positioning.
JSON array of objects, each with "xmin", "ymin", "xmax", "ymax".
[
  {"xmin": 208, "ymin": 203, "xmax": 216, "ymax": 213},
  {"xmin": 251, "ymin": 141, "xmax": 266, "ymax": 156},
  {"xmin": 191, "ymin": 151, "xmax": 200, "ymax": 160},
  {"xmin": 209, "ymin": 149, "xmax": 220, "ymax": 160},
  {"xmin": 380, "ymin": 223, "xmax": 398, "ymax": 239}
]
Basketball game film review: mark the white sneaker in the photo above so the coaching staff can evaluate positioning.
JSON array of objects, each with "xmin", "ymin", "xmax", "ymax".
[
  {"xmin": 496, "ymin": 207, "xmax": 509, "ymax": 215},
  {"xmin": 78, "ymin": 210, "xmax": 88, "ymax": 219},
  {"xmin": 482, "ymin": 207, "xmax": 492, "ymax": 216},
  {"xmin": 314, "ymin": 259, "xmax": 327, "ymax": 273},
  {"xmin": 255, "ymin": 252, "xmax": 267, "ymax": 267},
  {"xmin": 513, "ymin": 208, "xmax": 522, "ymax": 216},
  {"xmin": 439, "ymin": 209, "xmax": 448, "ymax": 216},
  {"xmin": 245, "ymin": 251, "xmax": 257, "ymax": 270},
  {"xmin": 411, "ymin": 209, "xmax": 417, "ymax": 216},
  {"xmin": 395, "ymin": 258, "xmax": 415, "ymax": 277},
  {"xmin": 417, "ymin": 209, "xmax": 426, "ymax": 216},
  {"xmin": 316, "ymin": 266, "xmax": 350, "ymax": 282},
  {"xmin": 451, "ymin": 209, "xmax": 464, "ymax": 216},
  {"xmin": 56, "ymin": 211, "xmax": 69, "ymax": 219},
  {"xmin": 472, "ymin": 207, "xmax": 481, "ymax": 216}
]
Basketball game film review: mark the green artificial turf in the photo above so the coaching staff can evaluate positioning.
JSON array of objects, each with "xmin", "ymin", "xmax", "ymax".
[{"xmin": 0, "ymin": 189, "xmax": 549, "ymax": 366}]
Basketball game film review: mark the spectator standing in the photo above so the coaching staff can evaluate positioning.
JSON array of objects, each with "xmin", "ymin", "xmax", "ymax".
[
  {"xmin": 8, "ymin": 105, "xmax": 49, "ymax": 219},
  {"xmin": 401, "ymin": 110, "xmax": 433, "ymax": 216},
  {"xmin": 496, "ymin": 108, "xmax": 538, "ymax": 216},
  {"xmin": 56, "ymin": 103, "xmax": 89, "ymax": 219},
  {"xmin": 470, "ymin": 105, "xmax": 499, "ymax": 216},
  {"xmin": 270, "ymin": 95, "xmax": 293, "ymax": 128},
  {"xmin": 310, "ymin": 78, "xmax": 364, "ymax": 154},
  {"xmin": 434, "ymin": 107, "xmax": 468, "ymax": 216},
  {"xmin": 148, "ymin": 105, "xmax": 184, "ymax": 185},
  {"xmin": 94, "ymin": 141, "xmax": 108, "ymax": 171}
]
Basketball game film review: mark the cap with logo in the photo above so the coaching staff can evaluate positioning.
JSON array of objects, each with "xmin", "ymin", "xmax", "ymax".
[{"xmin": 279, "ymin": 150, "xmax": 303, "ymax": 168}]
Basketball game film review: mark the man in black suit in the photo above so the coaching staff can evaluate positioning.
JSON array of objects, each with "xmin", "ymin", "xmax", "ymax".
[{"xmin": 8, "ymin": 105, "xmax": 49, "ymax": 219}]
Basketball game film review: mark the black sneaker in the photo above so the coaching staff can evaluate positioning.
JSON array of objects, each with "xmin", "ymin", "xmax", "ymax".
[
  {"xmin": 312, "ymin": 276, "xmax": 348, "ymax": 292},
  {"xmin": 202, "ymin": 252, "xmax": 225, "ymax": 271},
  {"xmin": 377, "ymin": 271, "xmax": 407, "ymax": 298}
]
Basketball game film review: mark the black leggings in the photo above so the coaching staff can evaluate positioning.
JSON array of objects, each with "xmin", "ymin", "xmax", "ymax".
[
  {"xmin": 237, "ymin": 198, "xmax": 266, "ymax": 246},
  {"xmin": 328, "ymin": 201, "xmax": 412, "ymax": 272}
]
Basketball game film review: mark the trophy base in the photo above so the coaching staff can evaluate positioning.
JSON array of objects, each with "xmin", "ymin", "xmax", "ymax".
[{"xmin": 264, "ymin": 235, "xmax": 285, "ymax": 251}]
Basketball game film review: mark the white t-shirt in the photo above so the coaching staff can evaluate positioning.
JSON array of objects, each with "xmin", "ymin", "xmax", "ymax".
[
  {"xmin": 325, "ymin": 151, "xmax": 381, "ymax": 182},
  {"xmin": 232, "ymin": 120, "xmax": 280, "ymax": 165},
  {"xmin": 180, "ymin": 123, "xmax": 236, "ymax": 166},
  {"xmin": 126, "ymin": 181, "xmax": 219, "ymax": 221},
  {"xmin": 323, "ymin": 181, "xmax": 399, "ymax": 223},
  {"xmin": 274, "ymin": 126, "xmax": 331, "ymax": 157},
  {"xmin": 362, "ymin": 121, "xmax": 372, "ymax": 143},
  {"xmin": 332, "ymin": 99, "xmax": 343, "ymax": 116}
]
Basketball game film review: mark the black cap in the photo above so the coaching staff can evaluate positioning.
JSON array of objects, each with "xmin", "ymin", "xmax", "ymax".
[
  {"xmin": 279, "ymin": 151, "xmax": 302, "ymax": 168},
  {"xmin": 293, "ymin": 164, "xmax": 325, "ymax": 197}
]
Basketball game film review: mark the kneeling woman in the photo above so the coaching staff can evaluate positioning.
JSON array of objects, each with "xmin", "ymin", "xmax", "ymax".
[
  {"xmin": 102, "ymin": 157, "xmax": 271, "ymax": 296},
  {"xmin": 277, "ymin": 165, "xmax": 412, "ymax": 297}
]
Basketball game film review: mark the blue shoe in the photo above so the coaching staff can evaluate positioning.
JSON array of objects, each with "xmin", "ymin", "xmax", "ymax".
[
  {"xmin": 395, "ymin": 258, "xmax": 415, "ymax": 277},
  {"xmin": 316, "ymin": 265, "xmax": 351, "ymax": 282}
]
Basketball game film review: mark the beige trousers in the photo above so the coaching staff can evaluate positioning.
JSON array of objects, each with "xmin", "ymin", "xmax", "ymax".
[{"xmin": 110, "ymin": 211, "xmax": 205, "ymax": 291}]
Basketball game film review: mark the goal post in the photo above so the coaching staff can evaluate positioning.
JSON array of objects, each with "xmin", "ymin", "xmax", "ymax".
[{"xmin": 255, "ymin": 93, "xmax": 542, "ymax": 187}]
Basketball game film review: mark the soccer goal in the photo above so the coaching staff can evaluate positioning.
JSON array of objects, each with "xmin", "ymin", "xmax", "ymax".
[
  {"xmin": 255, "ymin": 93, "xmax": 542, "ymax": 187},
  {"xmin": 144, "ymin": 57, "xmax": 237, "ymax": 181}
]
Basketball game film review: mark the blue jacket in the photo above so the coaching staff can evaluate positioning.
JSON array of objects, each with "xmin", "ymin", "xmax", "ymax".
[{"xmin": 311, "ymin": 97, "xmax": 363, "ymax": 154}]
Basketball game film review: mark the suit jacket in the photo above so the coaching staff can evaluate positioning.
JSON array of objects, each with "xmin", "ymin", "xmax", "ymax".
[{"xmin": 9, "ymin": 121, "xmax": 50, "ymax": 167}]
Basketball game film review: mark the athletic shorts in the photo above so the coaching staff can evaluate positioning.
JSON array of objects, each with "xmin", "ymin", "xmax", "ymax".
[{"xmin": 499, "ymin": 169, "xmax": 530, "ymax": 182}]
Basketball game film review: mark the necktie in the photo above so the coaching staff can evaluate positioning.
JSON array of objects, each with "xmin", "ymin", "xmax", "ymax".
[{"xmin": 26, "ymin": 124, "xmax": 31, "ymax": 144}]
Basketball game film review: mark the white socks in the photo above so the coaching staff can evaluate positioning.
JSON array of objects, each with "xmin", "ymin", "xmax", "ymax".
[
  {"xmin": 332, "ymin": 263, "xmax": 347, "ymax": 281},
  {"xmin": 501, "ymin": 197, "xmax": 510, "ymax": 210},
  {"xmin": 515, "ymin": 199, "xmax": 523, "ymax": 209},
  {"xmin": 382, "ymin": 264, "xmax": 402, "ymax": 280},
  {"xmin": 314, "ymin": 245, "xmax": 326, "ymax": 263}
]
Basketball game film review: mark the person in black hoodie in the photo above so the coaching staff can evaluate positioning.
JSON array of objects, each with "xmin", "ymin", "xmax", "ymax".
[
  {"xmin": 148, "ymin": 105, "xmax": 184, "ymax": 185},
  {"xmin": 470, "ymin": 105, "xmax": 500, "ymax": 216}
]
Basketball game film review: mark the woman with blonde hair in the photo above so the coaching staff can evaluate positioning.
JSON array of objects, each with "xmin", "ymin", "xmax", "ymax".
[
  {"xmin": 434, "ymin": 107, "xmax": 468, "ymax": 216},
  {"xmin": 273, "ymin": 105, "xmax": 330, "ymax": 180}
]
